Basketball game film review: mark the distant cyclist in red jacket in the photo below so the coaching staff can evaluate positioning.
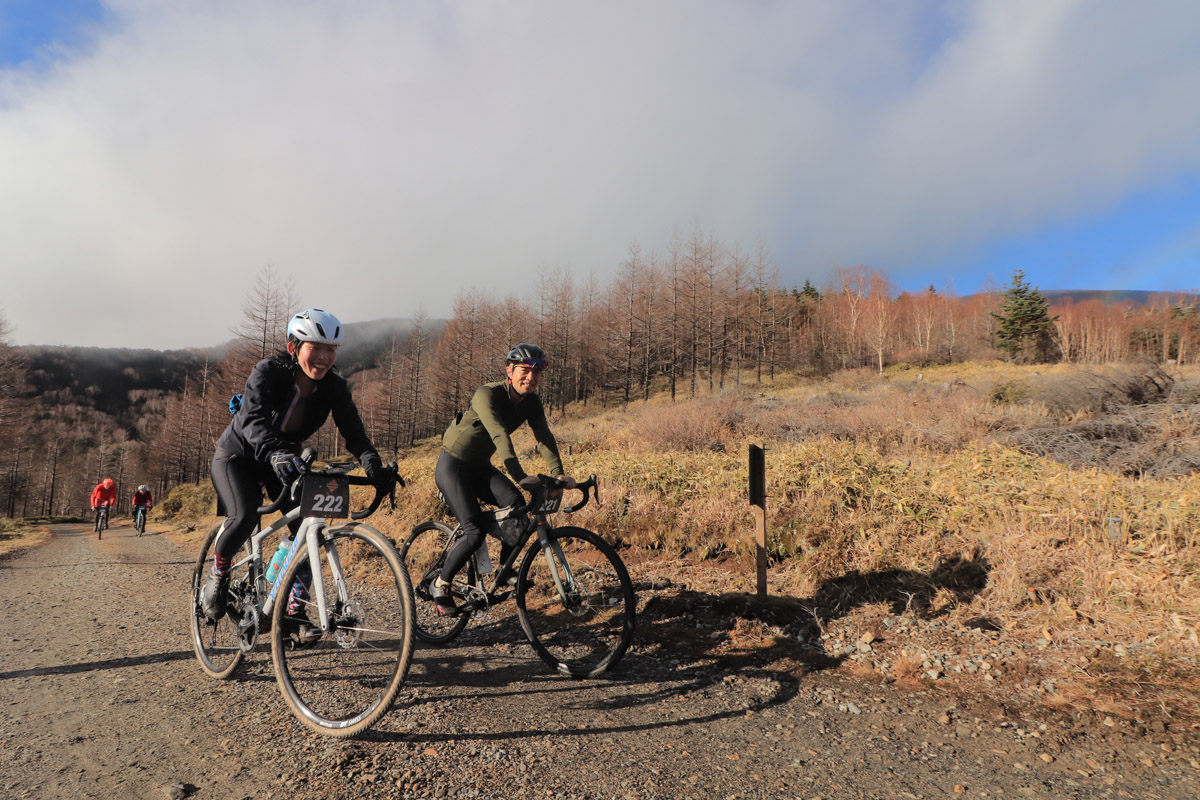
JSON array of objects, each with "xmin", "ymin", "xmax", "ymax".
[
  {"xmin": 91, "ymin": 478, "xmax": 117, "ymax": 510},
  {"xmin": 91, "ymin": 478, "xmax": 117, "ymax": 534}
]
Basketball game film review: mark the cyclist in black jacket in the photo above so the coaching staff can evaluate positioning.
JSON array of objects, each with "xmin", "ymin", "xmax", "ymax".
[{"xmin": 201, "ymin": 308, "xmax": 389, "ymax": 639}]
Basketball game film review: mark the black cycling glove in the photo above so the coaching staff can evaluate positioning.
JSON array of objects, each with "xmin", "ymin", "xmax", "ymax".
[
  {"xmin": 361, "ymin": 452, "xmax": 390, "ymax": 489},
  {"xmin": 269, "ymin": 449, "xmax": 306, "ymax": 484}
]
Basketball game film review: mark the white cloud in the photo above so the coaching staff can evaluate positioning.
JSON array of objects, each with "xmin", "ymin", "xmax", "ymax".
[{"xmin": 2, "ymin": 0, "xmax": 1200, "ymax": 347}]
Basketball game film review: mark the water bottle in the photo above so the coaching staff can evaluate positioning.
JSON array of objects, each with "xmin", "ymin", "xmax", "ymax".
[{"xmin": 265, "ymin": 537, "xmax": 293, "ymax": 583}]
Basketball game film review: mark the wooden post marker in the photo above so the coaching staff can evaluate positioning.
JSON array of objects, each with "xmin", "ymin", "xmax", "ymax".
[{"xmin": 749, "ymin": 444, "xmax": 767, "ymax": 601}]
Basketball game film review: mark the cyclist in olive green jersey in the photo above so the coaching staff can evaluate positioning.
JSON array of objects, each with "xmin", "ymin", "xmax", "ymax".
[{"xmin": 431, "ymin": 344, "xmax": 577, "ymax": 614}]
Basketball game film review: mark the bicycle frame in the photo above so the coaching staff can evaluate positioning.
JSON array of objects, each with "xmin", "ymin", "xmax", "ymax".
[
  {"xmin": 461, "ymin": 509, "xmax": 579, "ymax": 611},
  {"xmin": 228, "ymin": 506, "xmax": 348, "ymax": 633}
]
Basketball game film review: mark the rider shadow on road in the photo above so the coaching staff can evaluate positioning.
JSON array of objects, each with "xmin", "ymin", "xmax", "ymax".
[
  {"xmin": 632, "ymin": 550, "xmax": 993, "ymax": 676},
  {"xmin": 386, "ymin": 618, "xmax": 805, "ymax": 747}
]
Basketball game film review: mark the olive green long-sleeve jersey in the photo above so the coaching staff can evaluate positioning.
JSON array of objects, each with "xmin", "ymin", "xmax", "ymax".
[{"xmin": 441, "ymin": 381, "xmax": 564, "ymax": 481}]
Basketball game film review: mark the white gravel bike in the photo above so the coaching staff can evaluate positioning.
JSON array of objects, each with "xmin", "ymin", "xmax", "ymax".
[{"xmin": 189, "ymin": 450, "xmax": 415, "ymax": 737}]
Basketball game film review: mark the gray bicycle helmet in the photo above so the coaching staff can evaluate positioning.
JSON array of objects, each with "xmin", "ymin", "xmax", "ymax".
[{"xmin": 505, "ymin": 343, "xmax": 548, "ymax": 369}]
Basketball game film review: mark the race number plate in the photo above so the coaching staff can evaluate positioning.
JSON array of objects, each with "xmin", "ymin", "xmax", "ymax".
[{"xmin": 300, "ymin": 474, "xmax": 351, "ymax": 519}]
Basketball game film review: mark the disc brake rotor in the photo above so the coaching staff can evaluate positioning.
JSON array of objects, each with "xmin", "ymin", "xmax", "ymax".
[{"xmin": 334, "ymin": 601, "xmax": 364, "ymax": 648}]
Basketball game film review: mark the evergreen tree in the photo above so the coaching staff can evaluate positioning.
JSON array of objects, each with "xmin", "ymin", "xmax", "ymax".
[
  {"xmin": 799, "ymin": 279, "xmax": 821, "ymax": 302},
  {"xmin": 991, "ymin": 270, "xmax": 1060, "ymax": 363}
]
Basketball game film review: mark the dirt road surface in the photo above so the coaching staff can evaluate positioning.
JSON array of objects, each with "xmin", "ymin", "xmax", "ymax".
[{"xmin": 1, "ymin": 523, "xmax": 1197, "ymax": 799}]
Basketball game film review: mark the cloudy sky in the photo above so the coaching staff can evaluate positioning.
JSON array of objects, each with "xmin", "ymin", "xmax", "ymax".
[{"xmin": 2, "ymin": 0, "xmax": 1199, "ymax": 349}]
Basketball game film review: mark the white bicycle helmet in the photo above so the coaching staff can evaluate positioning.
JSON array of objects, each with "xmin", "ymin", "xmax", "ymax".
[
  {"xmin": 287, "ymin": 308, "xmax": 344, "ymax": 345},
  {"xmin": 138, "ymin": 484, "xmax": 148, "ymax": 493}
]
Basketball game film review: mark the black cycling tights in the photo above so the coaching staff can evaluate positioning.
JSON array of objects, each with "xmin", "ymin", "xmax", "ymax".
[
  {"xmin": 434, "ymin": 451, "xmax": 521, "ymax": 582},
  {"xmin": 210, "ymin": 448, "xmax": 298, "ymax": 560}
]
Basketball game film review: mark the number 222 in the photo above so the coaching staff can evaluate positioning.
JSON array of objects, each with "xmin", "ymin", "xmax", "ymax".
[{"xmin": 312, "ymin": 494, "xmax": 345, "ymax": 513}]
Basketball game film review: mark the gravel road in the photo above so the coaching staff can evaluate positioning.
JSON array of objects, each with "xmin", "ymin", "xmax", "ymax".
[{"xmin": 1, "ymin": 523, "xmax": 1197, "ymax": 800}]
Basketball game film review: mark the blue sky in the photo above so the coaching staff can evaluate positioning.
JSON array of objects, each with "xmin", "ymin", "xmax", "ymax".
[
  {"xmin": 2, "ymin": 1, "xmax": 1199, "ymax": 348},
  {"xmin": 0, "ymin": 0, "xmax": 104, "ymax": 68}
]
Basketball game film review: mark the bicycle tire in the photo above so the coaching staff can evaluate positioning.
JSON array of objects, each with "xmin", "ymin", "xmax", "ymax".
[
  {"xmin": 189, "ymin": 522, "xmax": 252, "ymax": 679},
  {"xmin": 271, "ymin": 523, "xmax": 415, "ymax": 737},
  {"xmin": 516, "ymin": 526, "xmax": 636, "ymax": 678},
  {"xmin": 399, "ymin": 520, "xmax": 473, "ymax": 644}
]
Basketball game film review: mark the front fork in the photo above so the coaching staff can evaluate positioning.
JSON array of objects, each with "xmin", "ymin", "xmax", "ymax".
[
  {"xmin": 265, "ymin": 519, "xmax": 344, "ymax": 631},
  {"xmin": 534, "ymin": 519, "xmax": 580, "ymax": 607},
  {"xmin": 310, "ymin": 528, "xmax": 350, "ymax": 631}
]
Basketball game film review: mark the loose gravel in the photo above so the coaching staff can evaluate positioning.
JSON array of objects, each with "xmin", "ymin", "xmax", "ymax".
[{"xmin": 0, "ymin": 524, "xmax": 1197, "ymax": 800}]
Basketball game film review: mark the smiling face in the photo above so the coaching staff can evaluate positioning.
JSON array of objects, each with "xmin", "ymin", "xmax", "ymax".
[
  {"xmin": 506, "ymin": 362, "xmax": 543, "ymax": 396},
  {"xmin": 289, "ymin": 340, "xmax": 338, "ymax": 381}
]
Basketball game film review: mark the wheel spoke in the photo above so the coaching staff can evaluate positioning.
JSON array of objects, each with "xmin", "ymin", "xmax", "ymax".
[
  {"xmin": 400, "ymin": 521, "xmax": 472, "ymax": 644},
  {"xmin": 272, "ymin": 526, "xmax": 414, "ymax": 737},
  {"xmin": 517, "ymin": 527, "xmax": 635, "ymax": 678},
  {"xmin": 190, "ymin": 522, "xmax": 250, "ymax": 680}
]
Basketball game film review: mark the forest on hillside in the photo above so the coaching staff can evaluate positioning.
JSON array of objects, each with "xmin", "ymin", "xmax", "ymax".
[{"xmin": 1, "ymin": 231, "xmax": 1198, "ymax": 519}]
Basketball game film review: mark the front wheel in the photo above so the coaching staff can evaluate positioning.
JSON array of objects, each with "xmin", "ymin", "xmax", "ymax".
[
  {"xmin": 190, "ymin": 522, "xmax": 253, "ymax": 679},
  {"xmin": 516, "ymin": 526, "xmax": 636, "ymax": 678},
  {"xmin": 399, "ymin": 520, "xmax": 473, "ymax": 644},
  {"xmin": 272, "ymin": 524, "xmax": 415, "ymax": 737}
]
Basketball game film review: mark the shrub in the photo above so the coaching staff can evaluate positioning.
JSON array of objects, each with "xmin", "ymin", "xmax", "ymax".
[
  {"xmin": 990, "ymin": 380, "xmax": 1029, "ymax": 405},
  {"xmin": 158, "ymin": 483, "xmax": 217, "ymax": 522},
  {"xmin": 621, "ymin": 396, "xmax": 741, "ymax": 453}
]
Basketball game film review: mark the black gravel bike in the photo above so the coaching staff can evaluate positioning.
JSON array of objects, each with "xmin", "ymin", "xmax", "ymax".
[
  {"xmin": 401, "ymin": 474, "xmax": 635, "ymax": 678},
  {"xmin": 93, "ymin": 505, "xmax": 110, "ymax": 538},
  {"xmin": 189, "ymin": 451, "xmax": 415, "ymax": 737}
]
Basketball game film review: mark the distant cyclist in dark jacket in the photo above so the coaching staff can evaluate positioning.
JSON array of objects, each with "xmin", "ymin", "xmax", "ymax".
[
  {"xmin": 201, "ymin": 308, "xmax": 389, "ymax": 641},
  {"xmin": 430, "ymin": 343, "xmax": 576, "ymax": 614},
  {"xmin": 131, "ymin": 484, "xmax": 153, "ymax": 514}
]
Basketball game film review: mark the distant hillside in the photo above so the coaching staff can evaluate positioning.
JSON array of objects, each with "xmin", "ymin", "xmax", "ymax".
[
  {"xmin": 17, "ymin": 316, "xmax": 445, "ymax": 427},
  {"xmin": 1042, "ymin": 290, "xmax": 1199, "ymax": 307},
  {"xmin": 335, "ymin": 317, "xmax": 445, "ymax": 374},
  {"xmin": 22, "ymin": 346, "xmax": 217, "ymax": 422}
]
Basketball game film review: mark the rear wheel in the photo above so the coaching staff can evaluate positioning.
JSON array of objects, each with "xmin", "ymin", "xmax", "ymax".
[
  {"xmin": 272, "ymin": 524, "xmax": 415, "ymax": 737},
  {"xmin": 516, "ymin": 526, "xmax": 635, "ymax": 678},
  {"xmin": 399, "ymin": 521, "xmax": 473, "ymax": 644},
  {"xmin": 190, "ymin": 522, "xmax": 254, "ymax": 679}
]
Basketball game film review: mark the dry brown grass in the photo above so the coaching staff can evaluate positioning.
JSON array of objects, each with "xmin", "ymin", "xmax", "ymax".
[
  {"xmin": 891, "ymin": 651, "xmax": 926, "ymax": 681},
  {"xmin": 0, "ymin": 519, "xmax": 52, "ymax": 559}
]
